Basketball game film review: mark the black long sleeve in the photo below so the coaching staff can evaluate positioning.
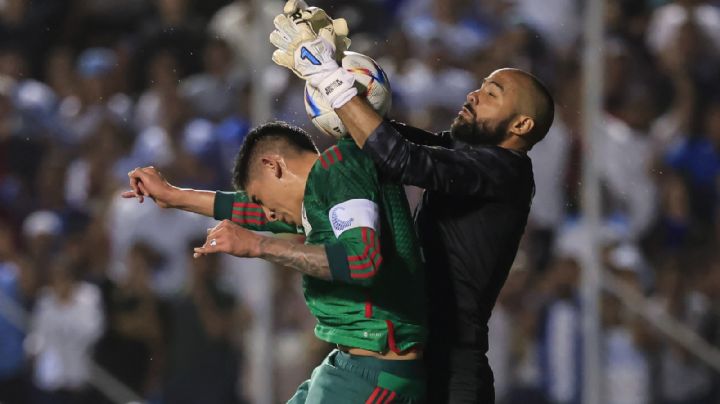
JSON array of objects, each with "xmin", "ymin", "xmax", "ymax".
[
  {"xmin": 364, "ymin": 120, "xmax": 529, "ymax": 197},
  {"xmin": 361, "ymin": 119, "xmax": 536, "ymax": 402},
  {"xmin": 388, "ymin": 120, "xmax": 453, "ymax": 147}
]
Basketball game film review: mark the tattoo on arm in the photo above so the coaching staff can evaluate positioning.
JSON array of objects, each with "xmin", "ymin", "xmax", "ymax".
[{"xmin": 257, "ymin": 237, "xmax": 332, "ymax": 280}]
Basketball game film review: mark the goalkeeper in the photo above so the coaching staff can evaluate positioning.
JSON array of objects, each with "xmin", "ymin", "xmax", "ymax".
[
  {"xmin": 268, "ymin": 2, "xmax": 555, "ymax": 403},
  {"xmin": 124, "ymin": 120, "xmax": 426, "ymax": 403}
]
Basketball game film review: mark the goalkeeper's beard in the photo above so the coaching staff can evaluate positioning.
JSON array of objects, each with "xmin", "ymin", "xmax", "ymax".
[{"xmin": 450, "ymin": 108, "xmax": 512, "ymax": 146}]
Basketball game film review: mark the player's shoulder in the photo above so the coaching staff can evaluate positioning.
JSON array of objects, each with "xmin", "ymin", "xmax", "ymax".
[{"xmin": 312, "ymin": 138, "xmax": 371, "ymax": 173}]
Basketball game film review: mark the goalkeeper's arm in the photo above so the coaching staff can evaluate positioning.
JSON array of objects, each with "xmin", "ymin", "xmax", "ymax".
[{"xmin": 337, "ymin": 98, "xmax": 497, "ymax": 195}]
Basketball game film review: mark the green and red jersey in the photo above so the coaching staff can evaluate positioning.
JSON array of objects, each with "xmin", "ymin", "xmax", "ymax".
[{"xmin": 214, "ymin": 137, "xmax": 426, "ymax": 352}]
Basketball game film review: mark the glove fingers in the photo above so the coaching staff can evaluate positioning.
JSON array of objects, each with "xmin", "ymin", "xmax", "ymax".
[
  {"xmin": 272, "ymin": 49, "xmax": 295, "ymax": 69},
  {"xmin": 332, "ymin": 18, "xmax": 349, "ymax": 37},
  {"xmin": 273, "ymin": 15, "xmax": 300, "ymax": 38},
  {"xmin": 269, "ymin": 30, "xmax": 292, "ymax": 51},
  {"xmin": 277, "ymin": 14, "xmax": 317, "ymax": 43},
  {"xmin": 283, "ymin": 0, "xmax": 308, "ymax": 15},
  {"xmin": 305, "ymin": 9, "xmax": 334, "ymax": 35}
]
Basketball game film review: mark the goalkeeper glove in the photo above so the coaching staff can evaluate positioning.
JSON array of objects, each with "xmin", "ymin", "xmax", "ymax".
[
  {"xmin": 270, "ymin": 0, "xmax": 351, "ymax": 76},
  {"xmin": 292, "ymin": 36, "xmax": 357, "ymax": 109}
]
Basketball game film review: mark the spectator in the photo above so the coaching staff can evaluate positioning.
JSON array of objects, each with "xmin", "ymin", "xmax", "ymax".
[
  {"xmin": 602, "ymin": 245, "xmax": 653, "ymax": 404},
  {"xmin": 90, "ymin": 242, "xmax": 164, "ymax": 403},
  {"xmin": 0, "ymin": 220, "xmax": 32, "ymax": 404},
  {"xmin": 162, "ymin": 240, "xmax": 243, "ymax": 404},
  {"xmin": 28, "ymin": 254, "xmax": 104, "ymax": 404},
  {"xmin": 179, "ymin": 37, "xmax": 245, "ymax": 122},
  {"xmin": 1, "ymin": 1, "xmax": 720, "ymax": 402},
  {"xmin": 134, "ymin": 0, "xmax": 205, "ymax": 90},
  {"xmin": 133, "ymin": 50, "xmax": 182, "ymax": 132},
  {"xmin": 527, "ymin": 117, "xmax": 571, "ymax": 272},
  {"xmin": 537, "ymin": 256, "xmax": 583, "ymax": 404},
  {"xmin": 58, "ymin": 47, "xmax": 132, "ymax": 144}
]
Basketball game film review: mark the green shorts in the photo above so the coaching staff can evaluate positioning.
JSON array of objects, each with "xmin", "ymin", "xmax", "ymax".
[{"xmin": 287, "ymin": 349, "xmax": 425, "ymax": 404}]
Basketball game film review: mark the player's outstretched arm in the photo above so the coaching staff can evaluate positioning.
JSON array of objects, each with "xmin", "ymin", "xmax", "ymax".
[
  {"xmin": 193, "ymin": 220, "xmax": 332, "ymax": 280},
  {"xmin": 123, "ymin": 167, "xmax": 300, "ymax": 234},
  {"xmin": 122, "ymin": 166, "xmax": 215, "ymax": 217}
]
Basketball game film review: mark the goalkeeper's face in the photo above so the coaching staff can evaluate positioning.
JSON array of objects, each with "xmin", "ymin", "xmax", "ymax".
[{"xmin": 451, "ymin": 72, "xmax": 518, "ymax": 146}]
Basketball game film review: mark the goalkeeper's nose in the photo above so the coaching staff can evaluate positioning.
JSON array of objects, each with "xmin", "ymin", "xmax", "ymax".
[{"xmin": 467, "ymin": 90, "xmax": 481, "ymax": 106}]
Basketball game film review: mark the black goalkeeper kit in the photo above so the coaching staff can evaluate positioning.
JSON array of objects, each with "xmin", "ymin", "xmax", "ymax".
[{"xmin": 364, "ymin": 121, "xmax": 535, "ymax": 404}]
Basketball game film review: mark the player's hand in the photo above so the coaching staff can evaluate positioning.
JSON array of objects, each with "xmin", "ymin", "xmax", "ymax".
[
  {"xmin": 193, "ymin": 220, "xmax": 263, "ymax": 259},
  {"xmin": 269, "ymin": 0, "xmax": 351, "ymax": 76},
  {"xmin": 121, "ymin": 166, "xmax": 176, "ymax": 208}
]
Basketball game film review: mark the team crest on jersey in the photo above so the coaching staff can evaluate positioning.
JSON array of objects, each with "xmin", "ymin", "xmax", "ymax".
[{"xmin": 328, "ymin": 199, "xmax": 379, "ymax": 238}]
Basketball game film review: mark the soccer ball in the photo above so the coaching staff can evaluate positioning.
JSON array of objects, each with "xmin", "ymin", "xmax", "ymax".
[{"xmin": 304, "ymin": 51, "xmax": 391, "ymax": 139}]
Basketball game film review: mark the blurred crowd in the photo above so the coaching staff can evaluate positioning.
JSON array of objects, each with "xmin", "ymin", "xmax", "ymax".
[{"xmin": 0, "ymin": 0, "xmax": 719, "ymax": 403}]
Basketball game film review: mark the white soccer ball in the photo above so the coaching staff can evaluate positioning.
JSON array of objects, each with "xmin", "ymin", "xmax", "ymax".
[{"xmin": 304, "ymin": 51, "xmax": 392, "ymax": 139}]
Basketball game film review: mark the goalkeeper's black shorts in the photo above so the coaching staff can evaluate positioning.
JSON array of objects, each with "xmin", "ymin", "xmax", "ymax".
[{"xmin": 426, "ymin": 346, "xmax": 495, "ymax": 404}]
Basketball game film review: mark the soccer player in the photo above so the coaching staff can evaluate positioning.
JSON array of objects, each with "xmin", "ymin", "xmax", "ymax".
[
  {"xmin": 268, "ymin": 12, "xmax": 554, "ymax": 402},
  {"xmin": 123, "ymin": 121, "xmax": 426, "ymax": 403}
]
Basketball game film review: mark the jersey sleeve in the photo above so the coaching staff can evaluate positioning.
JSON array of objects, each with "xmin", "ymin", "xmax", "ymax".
[
  {"xmin": 389, "ymin": 120, "xmax": 453, "ymax": 147},
  {"xmin": 313, "ymin": 145, "xmax": 385, "ymax": 287},
  {"xmin": 363, "ymin": 120, "xmax": 516, "ymax": 195},
  {"xmin": 213, "ymin": 191, "xmax": 300, "ymax": 234}
]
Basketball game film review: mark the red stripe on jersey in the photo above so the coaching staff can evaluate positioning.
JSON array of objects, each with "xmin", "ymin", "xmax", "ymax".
[
  {"xmin": 319, "ymin": 155, "xmax": 329, "ymax": 169},
  {"xmin": 350, "ymin": 260, "xmax": 374, "ymax": 270},
  {"xmin": 232, "ymin": 217, "xmax": 267, "ymax": 226},
  {"xmin": 233, "ymin": 202, "xmax": 263, "ymax": 209},
  {"xmin": 332, "ymin": 146, "xmax": 343, "ymax": 162},
  {"xmin": 350, "ymin": 270, "xmax": 377, "ymax": 279},
  {"xmin": 385, "ymin": 320, "xmax": 400, "ymax": 354},
  {"xmin": 365, "ymin": 387, "xmax": 381, "ymax": 404},
  {"xmin": 376, "ymin": 389, "xmax": 389, "ymax": 404},
  {"xmin": 348, "ymin": 229, "xmax": 371, "ymax": 261},
  {"xmin": 231, "ymin": 209, "xmax": 266, "ymax": 217},
  {"xmin": 348, "ymin": 231, "xmax": 379, "ymax": 260},
  {"xmin": 384, "ymin": 391, "xmax": 396, "ymax": 403},
  {"xmin": 348, "ymin": 245, "xmax": 372, "ymax": 262},
  {"xmin": 348, "ymin": 229, "xmax": 382, "ymax": 276},
  {"xmin": 365, "ymin": 298, "xmax": 372, "ymax": 318},
  {"xmin": 326, "ymin": 150, "xmax": 335, "ymax": 164}
]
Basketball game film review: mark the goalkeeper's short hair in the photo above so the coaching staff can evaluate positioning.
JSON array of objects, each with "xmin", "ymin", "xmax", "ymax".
[{"xmin": 233, "ymin": 121, "xmax": 318, "ymax": 190}]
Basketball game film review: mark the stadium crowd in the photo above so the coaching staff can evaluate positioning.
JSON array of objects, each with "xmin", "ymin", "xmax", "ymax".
[{"xmin": 0, "ymin": 0, "xmax": 719, "ymax": 403}]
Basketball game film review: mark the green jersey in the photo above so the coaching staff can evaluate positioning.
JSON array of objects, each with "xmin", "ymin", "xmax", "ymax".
[{"xmin": 214, "ymin": 137, "xmax": 426, "ymax": 352}]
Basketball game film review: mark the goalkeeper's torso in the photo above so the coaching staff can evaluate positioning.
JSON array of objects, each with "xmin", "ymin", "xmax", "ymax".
[{"xmin": 301, "ymin": 137, "xmax": 426, "ymax": 352}]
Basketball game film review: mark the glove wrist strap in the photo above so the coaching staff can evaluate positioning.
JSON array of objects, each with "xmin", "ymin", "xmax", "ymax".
[{"xmin": 317, "ymin": 67, "xmax": 357, "ymax": 109}]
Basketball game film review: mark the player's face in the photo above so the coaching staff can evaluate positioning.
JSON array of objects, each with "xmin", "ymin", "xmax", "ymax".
[
  {"xmin": 451, "ymin": 70, "xmax": 519, "ymax": 145},
  {"xmin": 246, "ymin": 174, "xmax": 303, "ymax": 227}
]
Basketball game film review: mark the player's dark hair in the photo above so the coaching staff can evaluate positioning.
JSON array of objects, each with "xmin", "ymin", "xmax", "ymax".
[{"xmin": 232, "ymin": 121, "xmax": 318, "ymax": 190}]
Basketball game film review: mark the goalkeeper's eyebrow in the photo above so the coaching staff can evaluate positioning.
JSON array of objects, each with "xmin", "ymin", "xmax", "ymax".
[{"xmin": 482, "ymin": 79, "xmax": 504, "ymax": 93}]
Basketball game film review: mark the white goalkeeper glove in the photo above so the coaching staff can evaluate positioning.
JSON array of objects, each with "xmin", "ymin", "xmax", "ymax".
[
  {"xmin": 291, "ymin": 37, "xmax": 357, "ymax": 109},
  {"xmin": 270, "ymin": 0, "xmax": 351, "ymax": 75}
]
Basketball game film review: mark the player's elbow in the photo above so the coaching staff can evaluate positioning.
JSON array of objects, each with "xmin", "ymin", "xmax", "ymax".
[{"xmin": 347, "ymin": 252, "xmax": 383, "ymax": 285}]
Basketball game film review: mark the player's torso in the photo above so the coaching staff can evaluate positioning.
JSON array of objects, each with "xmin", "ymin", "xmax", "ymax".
[{"xmin": 298, "ymin": 138, "xmax": 427, "ymax": 351}]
